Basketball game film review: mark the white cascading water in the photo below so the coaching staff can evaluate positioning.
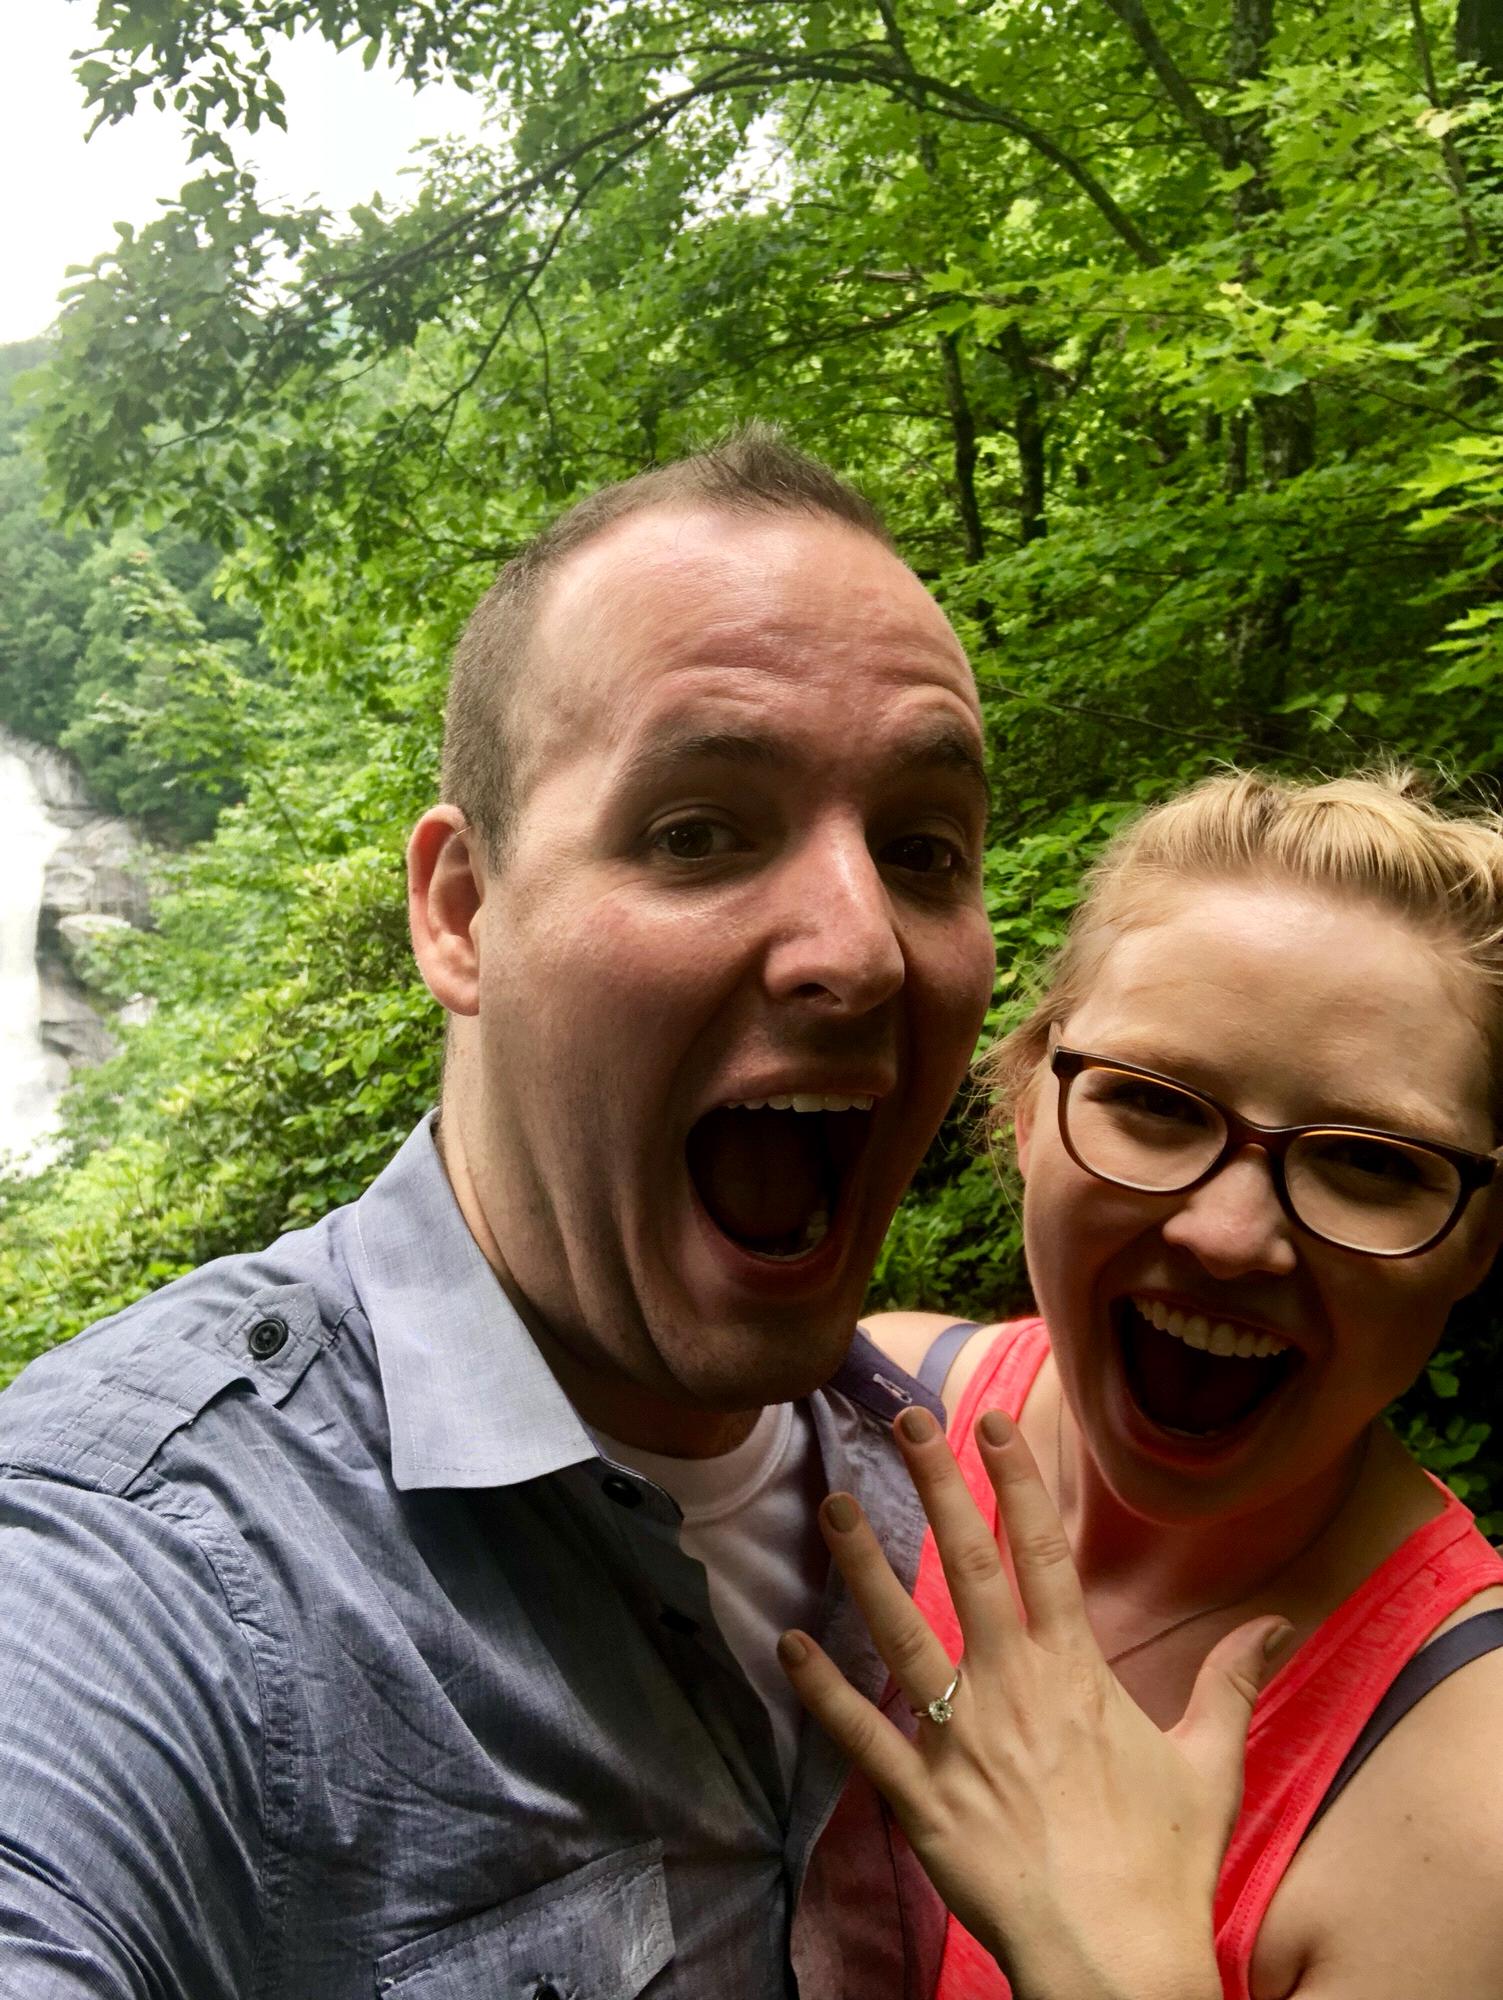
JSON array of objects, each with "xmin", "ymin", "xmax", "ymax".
[{"xmin": 0, "ymin": 740, "xmax": 67, "ymax": 1169}]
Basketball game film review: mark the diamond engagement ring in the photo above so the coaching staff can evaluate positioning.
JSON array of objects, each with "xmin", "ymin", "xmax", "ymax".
[{"xmin": 913, "ymin": 1663, "xmax": 962, "ymax": 1726}]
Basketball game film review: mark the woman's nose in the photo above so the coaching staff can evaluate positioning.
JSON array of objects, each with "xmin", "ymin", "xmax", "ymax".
[{"xmin": 1157, "ymin": 1147, "xmax": 1299, "ymax": 1279}]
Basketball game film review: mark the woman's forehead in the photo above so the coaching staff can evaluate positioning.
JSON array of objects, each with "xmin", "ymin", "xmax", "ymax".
[{"xmin": 1063, "ymin": 876, "xmax": 1494, "ymax": 1132}]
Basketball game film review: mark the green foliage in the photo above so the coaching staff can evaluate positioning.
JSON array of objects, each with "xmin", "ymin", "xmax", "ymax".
[
  {"xmin": 5, "ymin": 0, "xmax": 1503, "ymax": 1504},
  {"xmin": 0, "ymin": 343, "xmax": 273, "ymax": 840},
  {"xmin": 60, "ymin": 543, "xmax": 243, "ymax": 840},
  {"xmin": 0, "ymin": 725, "xmax": 442, "ymax": 1374},
  {"xmin": 0, "ymin": 347, "xmax": 100, "ymax": 743}
]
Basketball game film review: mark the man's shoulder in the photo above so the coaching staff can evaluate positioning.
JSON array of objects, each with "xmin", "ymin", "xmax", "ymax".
[
  {"xmin": 824, "ymin": 1327, "xmax": 945, "ymax": 1430},
  {"xmin": 0, "ymin": 1199, "xmax": 368, "ymax": 1501}
]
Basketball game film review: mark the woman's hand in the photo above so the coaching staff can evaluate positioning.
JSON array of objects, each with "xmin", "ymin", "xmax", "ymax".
[{"xmin": 778, "ymin": 1405, "xmax": 1292, "ymax": 2000}]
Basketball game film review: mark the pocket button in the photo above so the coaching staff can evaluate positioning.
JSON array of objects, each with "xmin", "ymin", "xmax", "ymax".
[{"xmin": 247, "ymin": 1317, "xmax": 288, "ymax": 1360}]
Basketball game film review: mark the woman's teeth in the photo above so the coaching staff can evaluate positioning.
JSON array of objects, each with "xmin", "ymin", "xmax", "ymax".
[{"xmin": 1131, "ymin": 1295, "xmax": 1290, "ymax": 1361}]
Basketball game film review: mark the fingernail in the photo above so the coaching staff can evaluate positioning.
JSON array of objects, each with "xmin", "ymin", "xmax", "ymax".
[
  {"xmin": 896, "ymin": 1406, "xmax": 937, "ymax": 1444},
  {"xmin": 1263, "ymin": 1621, "xmax": 1296, "ymax": 1664},
  {"xmin": 824, "ymin": 1493, "xmax": 860, "ymax": 1533},
  {"xmin": 979, "ymin": 1409, "xmax": 1013, "ymax": 1448},
  {"xmin": 778, "ymin": 1630, "xmax": 809, "ymax": 1669}
]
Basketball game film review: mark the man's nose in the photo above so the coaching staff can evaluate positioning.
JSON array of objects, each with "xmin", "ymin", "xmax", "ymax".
[
  {"xmin": 762, "ymin": 826, "xmax": 905, "ymax": 1015},
  {"xmin": 1157, "ymin": 1149, "xmax": 1299, "ymax": 1279}
]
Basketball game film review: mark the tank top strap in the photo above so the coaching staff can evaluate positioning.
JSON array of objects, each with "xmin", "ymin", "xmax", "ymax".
[
  {"xmin": 949, "ymin": 1316, "xmax": 1052, "ymax": 1450},
  {"xmin": 1214, "ymin": 1491, "xmax": 1503, "ymax": 1999},
  {"xmin": 916, "ymin": 1320, "xmax": 1055, "ymax": 2000},
  {"xmin": 914, "ymin": 1319, "xmax": 1052, "ymax": 1673}
]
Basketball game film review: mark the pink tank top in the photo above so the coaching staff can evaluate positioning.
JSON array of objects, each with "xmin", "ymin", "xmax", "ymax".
[{"xmin": 914, "ymin": 1318, "xmax": 1503, "ymax": 2000}]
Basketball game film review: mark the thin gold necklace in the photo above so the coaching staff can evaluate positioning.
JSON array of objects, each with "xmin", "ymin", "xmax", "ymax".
[{"xmin": 1051, "ymin": 1396, "xmax": 1373, "ymax": 1669}]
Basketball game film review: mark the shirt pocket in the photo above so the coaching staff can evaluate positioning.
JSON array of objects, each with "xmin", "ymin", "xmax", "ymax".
[{"xmin": 374, "ymin": 1841, "xmax": 675, "ymax": 1999}]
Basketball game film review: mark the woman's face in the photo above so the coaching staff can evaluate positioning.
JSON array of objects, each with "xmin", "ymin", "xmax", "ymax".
[{"xmin": 1017, "ymin": 877, "xmax": 1503, "ymax": 1525}]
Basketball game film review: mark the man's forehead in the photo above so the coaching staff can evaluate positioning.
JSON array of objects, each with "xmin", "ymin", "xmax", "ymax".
[{"xmin": 531, "ymin": 502, "xmax": 970, "ymax": 676}]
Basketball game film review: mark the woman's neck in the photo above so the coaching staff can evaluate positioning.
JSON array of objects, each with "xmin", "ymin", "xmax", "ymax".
[{"xmin": 1023, "ymin": 1359, "xmax": 1384, "ymax": 1620}]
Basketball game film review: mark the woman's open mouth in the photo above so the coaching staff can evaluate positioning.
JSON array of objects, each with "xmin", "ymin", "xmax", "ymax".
[
  {"xmin": 1114, "ymin": 1294, "xmax": 1303, "ymax": 1443},
  {"xmin": 685, "ymin": 1095, "xmax": 876, "ymax": 1263}
]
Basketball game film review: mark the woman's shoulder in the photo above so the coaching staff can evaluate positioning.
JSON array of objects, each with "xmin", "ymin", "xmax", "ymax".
[
  {"xmin": 860, "ymin": 1312, "xmax": 1043, "ymax": 1412},
  {"xmin": 1253, "ymin": 1588, "xmax": 1503, "ymax": 1996},
  {"xmin": 859, "ymin": 1311, "xmax": 971, "ymax": 1376}
]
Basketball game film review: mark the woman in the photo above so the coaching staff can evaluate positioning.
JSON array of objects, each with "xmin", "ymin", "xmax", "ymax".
[{"xmin": 779, "ymin": 769, "xmax": 1503, "ymax": 1998}]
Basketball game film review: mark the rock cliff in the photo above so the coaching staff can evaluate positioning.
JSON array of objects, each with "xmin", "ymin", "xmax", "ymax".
[{"xmin": 1, "ymin": 729, "xmax": 151, "ymax": 1070}]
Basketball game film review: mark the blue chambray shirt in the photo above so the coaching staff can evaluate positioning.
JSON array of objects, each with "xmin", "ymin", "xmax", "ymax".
[{"xmin": 0, "ymin": 1116, "xmax": 946, "ymax": 1998}]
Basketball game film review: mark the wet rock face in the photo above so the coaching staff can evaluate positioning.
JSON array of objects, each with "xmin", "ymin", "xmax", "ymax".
[
  {"xmin": 1, "ymin": 728, "xmax": 150, "ymax": 1076},
  {"xmin": 38, "ymin": 822, "xmax": 151, "ymax": 957},
  {"xmin": 37, "ymin": 964, "xmax": 119, "ymax": 1069}
]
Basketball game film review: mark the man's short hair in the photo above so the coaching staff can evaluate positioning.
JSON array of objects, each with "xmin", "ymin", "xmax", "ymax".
[{"xmin": 441, "ymin": 425, "xmax": 896, "ymax": 863}]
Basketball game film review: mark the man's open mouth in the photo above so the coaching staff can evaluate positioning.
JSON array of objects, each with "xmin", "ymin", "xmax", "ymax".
[
  {"xmin": 1115, "ymin": 1294, "xmax": 1302, "ymax": 1441},
  {"xmin": 685, "ymin": 1095, "xmax": 876, "ymax": 1261}
]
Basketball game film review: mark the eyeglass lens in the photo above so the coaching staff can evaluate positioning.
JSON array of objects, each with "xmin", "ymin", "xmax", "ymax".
[{"xmin": 1064, "ymin": 1066, "xmax": 1463, "ymax": 1254}]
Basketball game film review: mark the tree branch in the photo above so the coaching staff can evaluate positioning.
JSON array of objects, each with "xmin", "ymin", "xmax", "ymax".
[
  {"xmin": 1409, "ymin": 0, "xmax": 1484, "ymax": 264},
  {"xmin": 1097, "ymin": 0, "xmax": 1237, "ymax": 166}
]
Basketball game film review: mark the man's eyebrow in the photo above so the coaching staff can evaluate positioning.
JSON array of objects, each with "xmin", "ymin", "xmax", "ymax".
[
  {"xmin": 617, "ymin": 722, "xmax": 991, "ymax": 809},
  {"xmin": 618, "ymin": 730, "xmax": 793, "ymax": 787},
  {"xmin": 905, "ymin": 723, "xmax": 992, "ymax": 810}
]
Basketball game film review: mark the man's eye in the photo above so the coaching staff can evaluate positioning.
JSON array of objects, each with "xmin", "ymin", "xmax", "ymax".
[
  {"xmin": 651, "ymin": 819, "xmax": 739, "ymax": 861},
  {"xmin": 881, "ymin": 833, "xmax": 964, "ymax": 876}
]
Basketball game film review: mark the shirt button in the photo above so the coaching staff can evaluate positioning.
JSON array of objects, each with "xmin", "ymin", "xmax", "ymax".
[
  {"xmin": 601, "ymin": 1473, "xmax": 643, "ymax": 1508},
  {"xmin": 247, "ymin": 1317, "xmax": 288, "ymax": 1360}
]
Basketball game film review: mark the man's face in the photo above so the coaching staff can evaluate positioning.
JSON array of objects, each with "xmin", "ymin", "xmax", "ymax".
[{"xmin": 449, "ymin": 506, "xmax": 994, "ymax": 1429}]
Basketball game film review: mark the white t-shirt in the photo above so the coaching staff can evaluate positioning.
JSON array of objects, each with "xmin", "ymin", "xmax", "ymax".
[{"xmin": 596, "ymin": 1402, "xmax": 828, "ymax": 1795}]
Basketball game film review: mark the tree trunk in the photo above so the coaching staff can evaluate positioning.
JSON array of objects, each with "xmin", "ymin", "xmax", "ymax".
[
  {"xmin": 937, "ymin": 332, "xmax": 988, "ymax": 563},
  {"xmin": 1457, "ymin": 0, "xmax": 1503, "ymax": 78},
  {"xmin": 1452, "ymin": 0, "xmax": 1503, "ymax": 272},
  {"xmin": 1225, "ymin": 409, "xmax": 1249, "ymax": 498},
  {"xmin": 991, "ymin": 323, "xmax": 1048, "ymax": 544},
  {"xmin": 1228, "ymin": 0, "xmax": 1276, "ymax": 191},
  {"xmin": 1223, "ymin": 0, "xmax": 1308, "ymax": 729}
]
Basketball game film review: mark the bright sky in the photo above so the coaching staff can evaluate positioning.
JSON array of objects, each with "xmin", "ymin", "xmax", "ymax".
[{"xmin": 0, "ymin": 1, "xmax": 492, "ymax": 345}]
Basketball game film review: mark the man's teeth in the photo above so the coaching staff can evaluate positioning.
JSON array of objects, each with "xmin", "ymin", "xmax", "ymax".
[
  {"xmin": 1132, "ymin": 1296, "xmax": 1291, "ymax": 1361},
  {"xmin": 763, "ymin": 1202, "xmax": 830, "ymax": 1259},
  {"xmin": 724, "ymin": 1094, "xmax": 874, "ymax": 1112}
]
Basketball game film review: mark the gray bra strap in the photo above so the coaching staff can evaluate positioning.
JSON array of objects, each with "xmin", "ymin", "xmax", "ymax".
[{"xmin": 916, "ymin": 1320, "xmax": 982, "ymax": 1402}]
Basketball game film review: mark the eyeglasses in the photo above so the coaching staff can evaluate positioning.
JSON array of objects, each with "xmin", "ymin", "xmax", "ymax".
[{"xmin": 1050, "ymin": 1046, "xmax": 1499, "ymax": 1258}]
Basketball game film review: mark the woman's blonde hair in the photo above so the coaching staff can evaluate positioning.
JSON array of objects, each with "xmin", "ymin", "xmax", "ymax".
[{"xmin": 981, "ymin": 767, "xmax": 1503, "ymax": 1124}]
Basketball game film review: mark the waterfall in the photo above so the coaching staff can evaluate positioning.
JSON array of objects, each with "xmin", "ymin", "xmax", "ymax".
[{"xmin": 0, "ymin": 739, "xmax": 68, "ymax": 1168}]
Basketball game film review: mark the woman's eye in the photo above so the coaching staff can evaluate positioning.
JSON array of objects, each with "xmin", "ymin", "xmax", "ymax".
[
  {"xmin": 1105, "ymin": 1082, "xmax": 1208, "ymax": 1127},
  {"xmin": 651, "ymin": 819, "xmax": 739, "ymax": 861},
  {"xmin": 882, "ymin": 833, "xmax": 963, "ymax": 876},
  {"xmin": 1316, "ymin": 1137, "xmax": 1427, "ymax": 1188}
]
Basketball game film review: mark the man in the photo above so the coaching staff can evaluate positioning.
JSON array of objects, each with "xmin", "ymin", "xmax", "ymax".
[{"xmin": 0, "ymin": 432, "xmax": 997, "ymax": 1997}]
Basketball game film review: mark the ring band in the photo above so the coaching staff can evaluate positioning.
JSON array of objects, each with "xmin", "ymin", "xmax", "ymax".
[{"xmin": 912, "ymin": 1662, "xmax": 962, "ymax": 1726}]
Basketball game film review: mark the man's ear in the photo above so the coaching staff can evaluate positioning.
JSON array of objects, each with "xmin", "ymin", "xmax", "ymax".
[{"xmin": 408, "ymin": 805, "xmax": 485, "ymax": 1017}]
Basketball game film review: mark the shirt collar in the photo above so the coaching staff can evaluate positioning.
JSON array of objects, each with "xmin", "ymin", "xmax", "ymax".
[
  {"xmin": 352, "ymin": 1113, "xmax": 597, "ymax": 1491},
  {"xmin": 351, "ymin": 1115, "xmax": 945, "ymax": 1499}
]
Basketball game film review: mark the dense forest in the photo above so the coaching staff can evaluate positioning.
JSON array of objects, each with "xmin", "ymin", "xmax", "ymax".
[{"xmin": 3, "ymin": 0, "xmax": 1502, "ymax": 1513}]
